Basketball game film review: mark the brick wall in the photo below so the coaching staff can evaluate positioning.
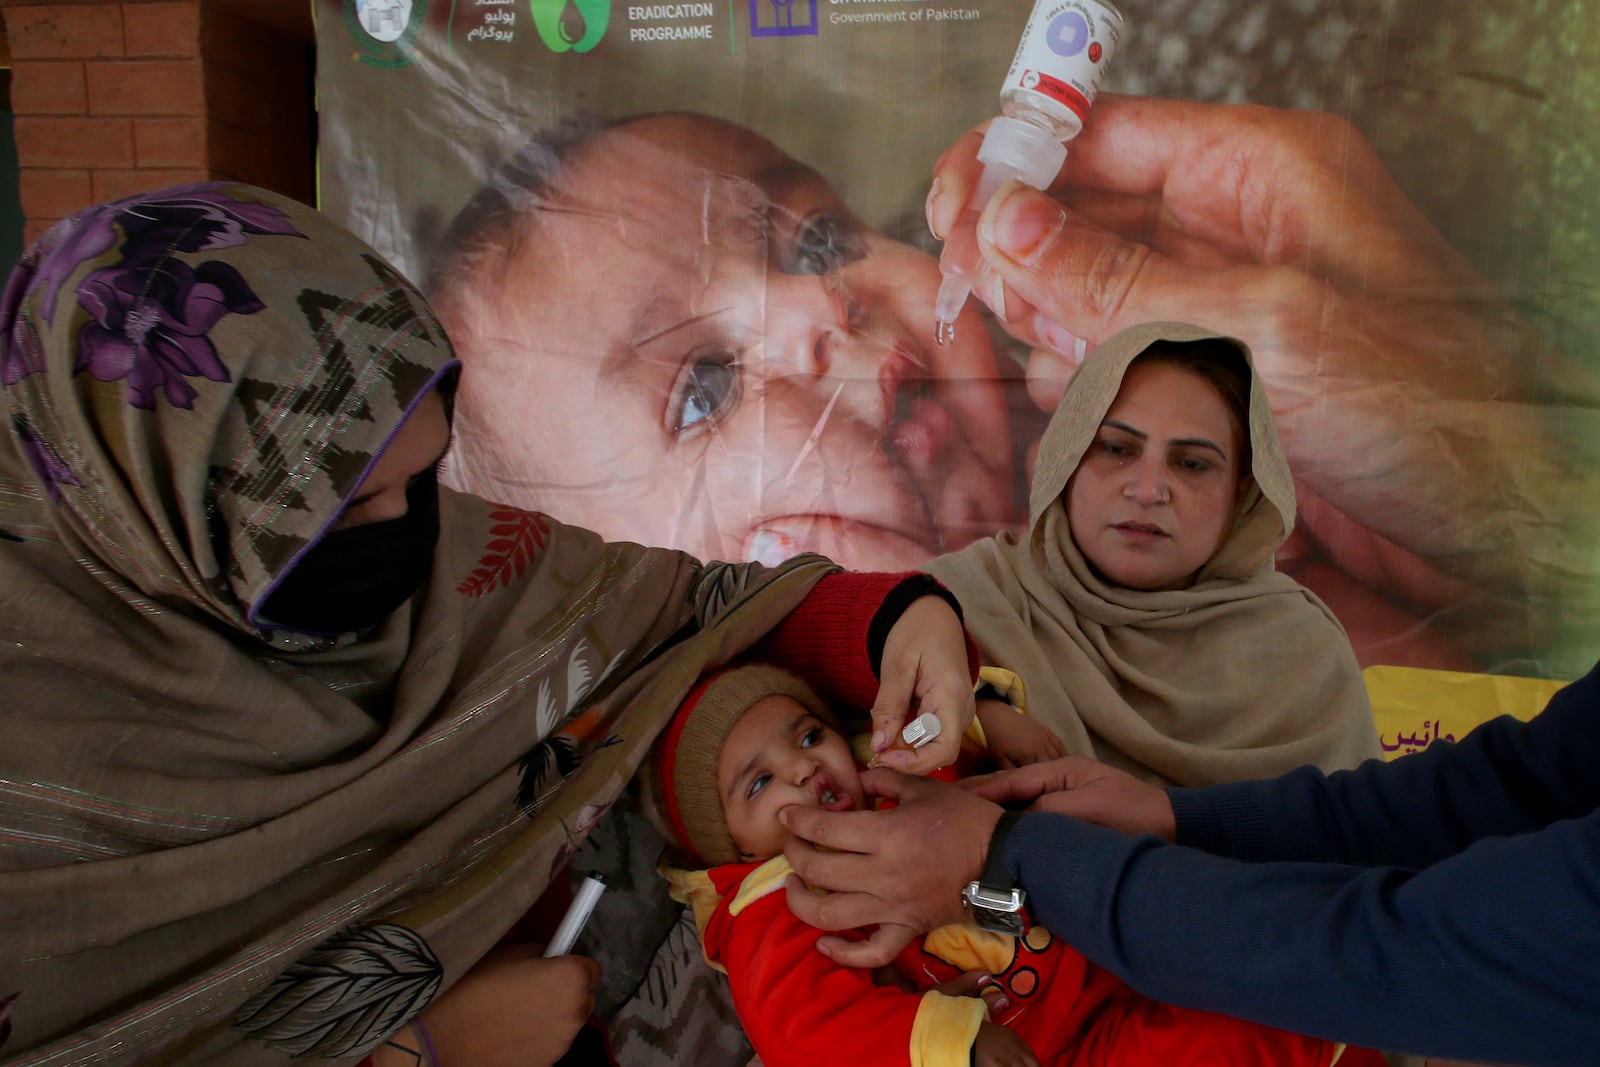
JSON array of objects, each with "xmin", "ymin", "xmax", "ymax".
[{"xmin": 2, "ymin": 0, "xmax": 313, "ymax": 244}]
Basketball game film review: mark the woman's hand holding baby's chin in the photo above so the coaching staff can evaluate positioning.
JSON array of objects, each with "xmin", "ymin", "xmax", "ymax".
[{"xmin": 784, "ymin": 769, "xmax": 1001, "ymax": 968}]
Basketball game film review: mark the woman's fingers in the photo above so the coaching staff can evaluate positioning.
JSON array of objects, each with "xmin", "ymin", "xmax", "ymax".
[
  {"xmin": 976, "ymin": 182, "xmax": 1297, "ymax": 346},
  {"xmin": 783, "ymin": 770, "xmax": 997, "ymax": 941},
  {"xmin": 927, "ymin": 124, "xmax": 992, "ymax": 240}
]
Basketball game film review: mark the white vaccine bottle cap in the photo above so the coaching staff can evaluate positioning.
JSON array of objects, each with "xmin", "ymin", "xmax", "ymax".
[{"xmin": 976, "ymin": 115, "xmax": 1070, "ymax": 196}]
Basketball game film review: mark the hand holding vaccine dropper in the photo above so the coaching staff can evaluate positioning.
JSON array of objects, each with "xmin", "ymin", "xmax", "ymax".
[
  {"xmin": 931, "ymin": 117, "xmax": 1070, "ymax": 345},
  {"xmin": 933, "ymin": 0, "xmax": 1124, "ymax": 345}
]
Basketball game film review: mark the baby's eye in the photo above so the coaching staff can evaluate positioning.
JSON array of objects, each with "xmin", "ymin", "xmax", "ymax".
[
  {"xmin": 671, "ymin": 350, "xmax": 741, "ymax": 435},
  {"xmin": 799, "ymin": 726, "xmax": 822, "ymax": 749},
  {"xmin": 746, "ymin": 772, "xmax": 771, "ymax": 800},
  {"xmin": 781, "ymin": 212, "xmax": 865, "ymax": 276}
]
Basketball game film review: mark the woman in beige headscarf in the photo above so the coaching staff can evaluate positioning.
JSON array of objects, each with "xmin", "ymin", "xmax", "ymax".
[
  {"xmin": 0, "ymin": 184, "xmax": 976, "ymax": 1066},
  {"xmin": 928, "ymin": 322, "xmax": 1380, "ymax": 787}
]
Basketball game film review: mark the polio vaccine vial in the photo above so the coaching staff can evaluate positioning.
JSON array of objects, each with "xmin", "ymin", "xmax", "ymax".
[{"xmin": 933, "ymin": 0, "xmax": 1124, "ymax": 345}]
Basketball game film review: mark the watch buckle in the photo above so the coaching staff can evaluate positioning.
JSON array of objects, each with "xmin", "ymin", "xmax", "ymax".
[{"xmin": 964, "ymin": 883, "xmax": 1024, "ymax": 912}]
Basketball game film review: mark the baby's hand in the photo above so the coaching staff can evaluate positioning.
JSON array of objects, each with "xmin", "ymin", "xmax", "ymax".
[
  {"xmin": 870, "ymin": 964, "xmax": 917, "ymax": 993},
  {"xmin": 976, "ymin": 699, "xmax": 1067, "ymax": 770},
  {"xmin": 973, "ymin": 1021, "xmax": 1041, "ymax": 1067}
]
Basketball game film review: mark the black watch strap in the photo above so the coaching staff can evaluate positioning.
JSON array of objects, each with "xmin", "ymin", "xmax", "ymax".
[{"xmin": 981, "ymin": 810, "xmax": 1024, "ymax": 890}]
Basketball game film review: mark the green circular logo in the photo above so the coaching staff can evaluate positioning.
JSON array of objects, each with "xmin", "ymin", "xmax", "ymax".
[{"xmin": 529, "ymin": 0, "xmax": 610, "ymax": 53}]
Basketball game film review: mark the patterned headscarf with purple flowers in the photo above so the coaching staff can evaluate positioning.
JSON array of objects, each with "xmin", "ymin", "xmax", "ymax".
[
  {"xmin": 0, "ymin": 181, "xmax": 457, "ymax": 634},
  {"xmin": 0, "ymin": 183, "xmax": 832, "ymax": 1063}
]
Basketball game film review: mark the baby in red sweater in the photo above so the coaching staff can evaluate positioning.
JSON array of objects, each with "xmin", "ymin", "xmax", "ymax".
[{"xmin": 646, "ymin": 663, "xmax": 1380, "ymax": 1067}]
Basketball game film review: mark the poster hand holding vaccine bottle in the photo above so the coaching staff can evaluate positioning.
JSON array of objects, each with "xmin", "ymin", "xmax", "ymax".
[{"xmin": 934, "ymin": 0, "xmax": 1124, "ymax": 343}]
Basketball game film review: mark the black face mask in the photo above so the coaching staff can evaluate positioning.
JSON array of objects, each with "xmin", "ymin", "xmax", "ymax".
[{"xmin": 258, "ymin": 469, "xmax": 440, "ymax": 635}]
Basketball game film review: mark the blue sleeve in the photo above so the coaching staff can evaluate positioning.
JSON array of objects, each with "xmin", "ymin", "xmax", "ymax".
[
  {"xmin": 1006, "ymin": 811, "xmax": 1600, "ymax": 1065},
  {"xmin": 1002, "ymin": 665, "xmax": 1600, "ymax": 1066},
  {"xmin": 1168, "ymin": 664, "xmax": 1600, "ymax": 868}
]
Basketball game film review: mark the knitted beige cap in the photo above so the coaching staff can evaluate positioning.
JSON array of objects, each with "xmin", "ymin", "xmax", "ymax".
[{"xmin": 645, "ymin": 664, "xmax": 837, "ymax": 866}]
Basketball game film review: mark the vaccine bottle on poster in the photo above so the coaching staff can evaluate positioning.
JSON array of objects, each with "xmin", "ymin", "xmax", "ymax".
[{"xmin": 933, "ymin": 0, "xmax": 1124, "ymax": 345}]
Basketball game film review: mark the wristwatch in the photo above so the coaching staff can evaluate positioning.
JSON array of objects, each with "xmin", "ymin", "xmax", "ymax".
[{"xmin": 962, "ymin": 811, "xmax": 1027, "ymax": 936}]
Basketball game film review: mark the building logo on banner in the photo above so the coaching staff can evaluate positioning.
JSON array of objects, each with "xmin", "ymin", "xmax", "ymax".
[
  {"xmin": 531, "ymin": 0, "xmax": 611, "ymax": 52},
  {"xmin": 345, "ymin": 0, "xmax": 427, "ymax": 67},
  {"xmin": 749, "ymin": 0, "xmax": 818, "ymax": 37}
]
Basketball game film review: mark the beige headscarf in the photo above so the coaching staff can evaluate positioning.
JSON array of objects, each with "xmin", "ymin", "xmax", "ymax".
[
  {"xmin": 0, "ymin": 184, "xmax": 833, "ymax": 1064},
  {"xmin": 928, "ymin": 322, "xmax": 1379, "ymax": 786}
]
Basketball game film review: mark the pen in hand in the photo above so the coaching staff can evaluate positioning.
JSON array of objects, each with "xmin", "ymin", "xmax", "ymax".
[
  {"xmin": 544, "ymin": 873, "xmax": 607, "ymax": 958},
  {"xmin": 545, "ymin": 874, "xmax": 613, "ymax": 1067}
]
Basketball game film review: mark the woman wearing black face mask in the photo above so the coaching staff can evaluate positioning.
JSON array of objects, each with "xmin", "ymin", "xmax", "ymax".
[
  {"xmin": 0, "ymin": 184, "xmax": 981, "ymax": 1067},
  {"xmin": 257, "ymin": 425, "xmax": 445, "ymax": 636}
]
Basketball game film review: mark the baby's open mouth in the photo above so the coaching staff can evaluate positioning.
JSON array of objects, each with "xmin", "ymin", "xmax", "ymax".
[
  {"xmin": 813, "ymin": 772, "xmax": 855, "ymax": 811},
  {"xmin": 889, "ymin": 372, "xmax": 930, "ymax": 430},
  {"xmin": 883, "ymin": 345, "xmax": 948, "ymax": 462}
]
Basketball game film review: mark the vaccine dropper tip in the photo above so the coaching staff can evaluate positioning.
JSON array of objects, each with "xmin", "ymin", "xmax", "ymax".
[{"xmin": 933, "ymin": 270, "xmax": 971, "ymax": 346}]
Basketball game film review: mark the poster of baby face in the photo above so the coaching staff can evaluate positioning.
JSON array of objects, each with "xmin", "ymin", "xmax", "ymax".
[{"xmin": 316, "ymin": 0, "xmax": 1600, "ymax": 681}]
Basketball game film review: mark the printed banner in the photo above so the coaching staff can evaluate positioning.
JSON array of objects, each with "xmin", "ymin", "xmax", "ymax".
[{"xmin": 315, "ymin": 0, "xmax": 1600, "ymax": 682}]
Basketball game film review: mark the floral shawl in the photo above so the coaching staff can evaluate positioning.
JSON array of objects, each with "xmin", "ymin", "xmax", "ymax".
[
  {"xmin": 0, "ymin": 184, "xmax": 832, "ymax": 1064},
  {"xmin": 927, "ymin": 322, "xmax": 1380, "ymax": 787}
]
